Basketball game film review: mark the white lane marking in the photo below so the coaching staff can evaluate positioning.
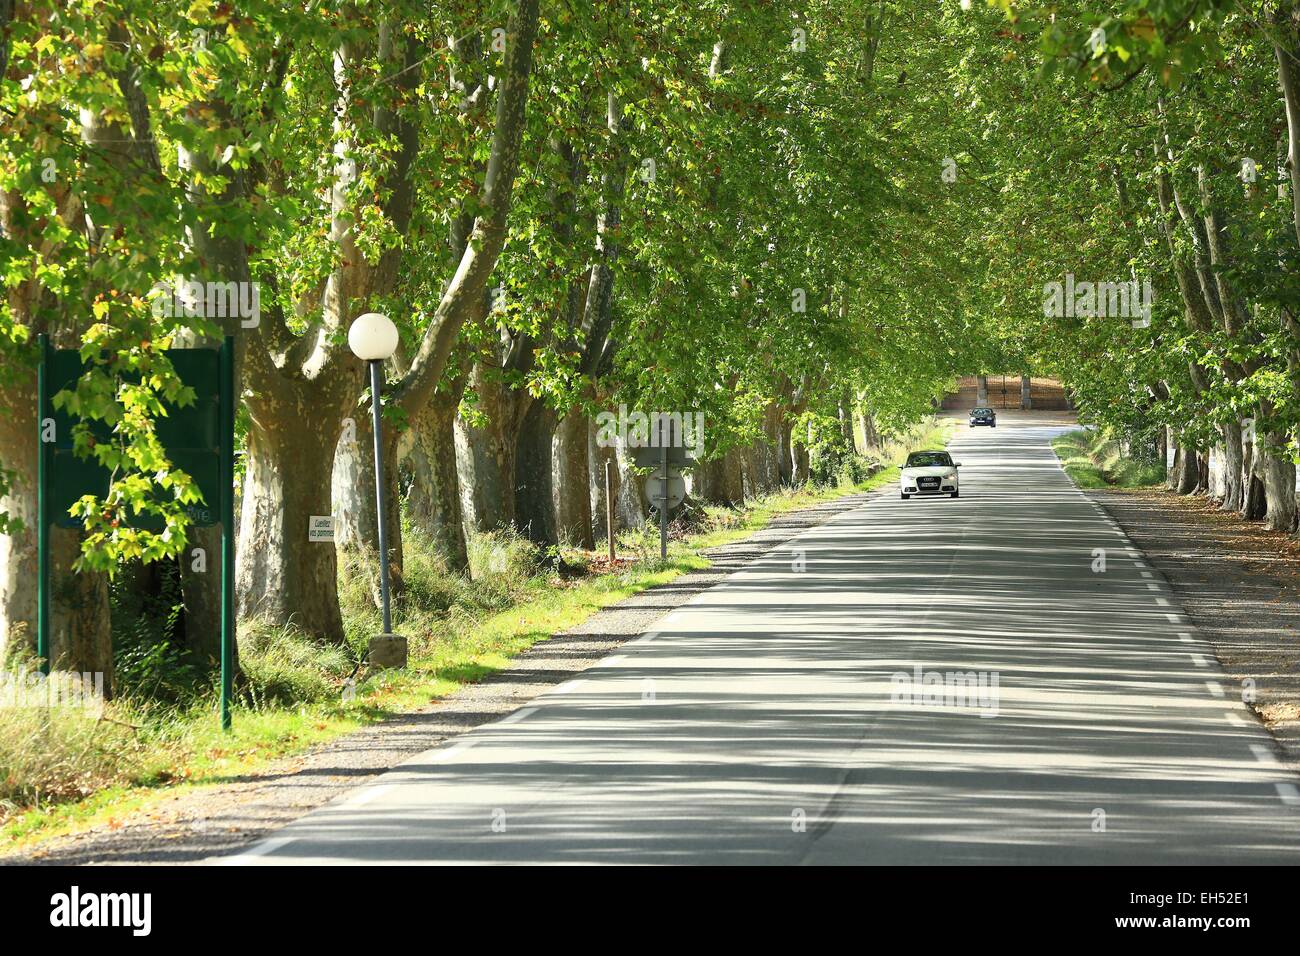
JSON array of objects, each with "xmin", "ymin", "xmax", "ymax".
[
  {"xmin": 1157, "ymin": 598, "xmax": 1170, "ymax": 607},
  {"xmin": 429, "ymin": 741, "xmax": 473, "ymax": 763},
  {"xmin": 1146, "ymin": 582, "xmax": 1160, "ymax": 591},
  {"xmin": 1191, "ymin": 654, "xmax": 1210, "ymax": 668},
  {"xmin": 1206, "ymin": 681, "xmax": 1226, "ymax": 698},
  {"xmin": 1178, "ymin": 632, "xmax": 1194, "ymax": 643},
  {"xmin": 213, "ymin": 836, "xmax": 295, "ymax": 865},
  {"xmin": 602, "ymin": 655, "xmax": 626, "ymax": 666},
  {"xmin": 1250, "ymin": 744, "xmax": 1280, "ymax": 766},
  {"xmin": 499, "ymin": 706, "xmax": 537, "ymax": 726},
  {"xmin": 1276, "ymin": 784, "xmax": 1300, "ymax": 806},
  {"xmin": 1166, "ymin": 613, "xmax": 1182, "ymax": 624},
  {"xmin": 1224, "ymin": 712, "xmax": 1246, "ymax": 727},
  {"xmin": 635, "ymin": 630, "xmax": 660, "ymax": 645},
  {"xmin": 553, "ymin": 679, "xmax": 585, "ymax": 695},
  {"xmin": 343, "ymin": 784, "xmax": 395, "ymax": 808},
  {"xmin": 1140, "ymin": 571, "xmax": 1153, "ymax": 578}
]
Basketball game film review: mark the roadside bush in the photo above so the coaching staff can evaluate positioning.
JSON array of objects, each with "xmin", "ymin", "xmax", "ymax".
[{"xmin": 237, "ymin": 621, "xmax": 353, "ymax": 708}]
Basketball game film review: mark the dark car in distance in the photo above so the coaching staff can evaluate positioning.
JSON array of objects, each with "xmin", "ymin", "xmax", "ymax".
[{"xmin": 969, "ymin": 406, "xmax": 996, "ymax": 427}]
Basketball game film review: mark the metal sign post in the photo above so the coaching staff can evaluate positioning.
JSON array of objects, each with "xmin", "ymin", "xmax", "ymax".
[{"xmin": 660, "ymin": 436, "xmax": 669, "ymax": 561}]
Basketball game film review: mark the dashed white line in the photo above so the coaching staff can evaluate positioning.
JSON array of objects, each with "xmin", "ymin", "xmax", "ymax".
[
  {"xmin": 1178, "ymin": 632, "xmax": 1194, "ymax": 643},
  {"xmin": 1157, "ymin": 598, "xmax": 1170, "ymax": 607},
  {"xmin": 1276, "ymin": 784, "xmax": 1300, "ymax": 806},
  {"xmin": 1191, "ymin": 654, "xmax": 1210, "ymax": 668},
  {"xmin": 1146, "ymin": 582, "xmax": 1160, "ymax": 591},
  {"xmin": 1250, "ymin": 743, "xmax": 1280, "ymax": 766},
  {"xmin": 1165, "ymin": 613, "xmax": 1182, "ymax": 624},
  {"xmin": 1224, "ymin": 712, "xmax": 1246, "ymax": 727},
  {"xmin": 1140, "ymin": 571, "xmax": 1153, "ymax": 579},
  {"xmin": 1206, "ymin": 681, "xmax": 1226, "ymax": 698}
]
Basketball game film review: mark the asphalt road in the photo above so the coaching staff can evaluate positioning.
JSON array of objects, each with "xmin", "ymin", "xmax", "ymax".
[{"xmin": 218, "ymin": 417, "xmax": 1300, "ymax": 864}]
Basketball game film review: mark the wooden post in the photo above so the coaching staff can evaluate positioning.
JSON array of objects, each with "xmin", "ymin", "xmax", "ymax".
[{"xmin": 605, "ymin": 458, "xmax": 616, "ymax": 563}]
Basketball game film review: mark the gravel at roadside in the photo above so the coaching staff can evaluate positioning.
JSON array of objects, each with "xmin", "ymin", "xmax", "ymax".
[{"xmin": 2, "ymin": 488, "xmax": 881, "ymax": 865}]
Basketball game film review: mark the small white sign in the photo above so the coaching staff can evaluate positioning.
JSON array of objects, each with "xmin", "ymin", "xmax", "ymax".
[{"xmin": 309, "ymin": 515, "xmax": 335, "ymax": 542}]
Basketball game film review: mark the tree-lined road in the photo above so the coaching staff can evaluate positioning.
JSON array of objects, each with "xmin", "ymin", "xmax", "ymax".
[{"xmin": 221, "ymin": 417, "xmax": 1300, "ymax": 864}]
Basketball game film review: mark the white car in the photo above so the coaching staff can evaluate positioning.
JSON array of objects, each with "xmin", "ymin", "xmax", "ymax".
[{"xmin": 900, "ymin": 450, "xmax": 961, "ymax": 499}]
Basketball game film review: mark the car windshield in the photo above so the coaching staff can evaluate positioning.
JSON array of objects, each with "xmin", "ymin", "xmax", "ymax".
[
  {"xmin": 971, "ymin": 408, "xmax": 993, "ymax": 417},
  {"xmin": 906, "ymin": 452, "xmax": 952, "ymax": 468}
]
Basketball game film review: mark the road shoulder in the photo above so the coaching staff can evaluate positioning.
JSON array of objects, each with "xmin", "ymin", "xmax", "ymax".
[{"xmin": 1090, "ymin": 486, "xmax": 1300, "ymax": 770}]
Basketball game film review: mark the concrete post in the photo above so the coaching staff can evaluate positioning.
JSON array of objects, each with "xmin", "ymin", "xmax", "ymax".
[
  {"xmin": 1020, "ymin": 374, "xmax": 1032, "ymax": 410},
  {"xmin": 976, "ymin": 375, "xmax": 988, "ymax": 405}
]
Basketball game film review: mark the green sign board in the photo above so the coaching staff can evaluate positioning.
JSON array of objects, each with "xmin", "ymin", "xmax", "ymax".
[
  {"xmin": 38, "ymin": 336, "xmax": 236, "ymax": 729},
  {"xmin": 43, "ymin": 347, "xmax": 225, "ymax": 530}
]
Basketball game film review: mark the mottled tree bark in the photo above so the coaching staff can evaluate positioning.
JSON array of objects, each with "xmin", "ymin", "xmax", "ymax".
[
  {"xmin": 555, "ymin": 410, "xmax": 594, "ymax": 549},
  {"xmin": 0, "ymin": 371, "xmax": 37, "ymax": 663},
  {"xmin": 404, "ymin": 379, "xmax": 469, "ymax": 571},
  {"xmin": 515, "ymin": 401, "xmax": 558, "ymax": 545}
]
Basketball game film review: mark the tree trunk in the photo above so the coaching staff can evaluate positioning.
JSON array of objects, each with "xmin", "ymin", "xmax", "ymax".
[
  {"xmin": 237, "ymin": 397, "xmax": 347, "ymax": 643},
  {"xmin": 404, "ymin": 385, "xmax": 469, "ymax": 572},
  {"xmin": 1173, "ymin": 445, "xmax": 1200, "ymax": 495},
  {"xmin": 0, "ymin": 371, "xmax": 38, "ymax": 664},
  {"xmin": 976, "ymin": 375, "xmax": 989, "ymax": 405},
  {"xmin": 49, "ymin": 526, "xmax": 112, "ymax": 695},
  {"xmin": 456, "ymin": 364, "xmax": 519, "ymax": 534},
  {"xmin": 1020, "ymin": 374, "xmax": 1032, "ymax": 409},
  {"xmin": 1261, "ymin": 437, "xmax": 1299, "ymax": 532},
  {"xmin": 555, "ymin": 410, "xmax": 594, "ymax": 549},
  {"xmin": 1219, "ymin": 424, "xmax": 1244, "ymax": 512},
  {"xmin": 515, "ymin": 400, "xmax": 558, "ymax": 545},
  {"xmin": 1243, "ymin": 443, "xmax": 1268, "ymax": 520}
]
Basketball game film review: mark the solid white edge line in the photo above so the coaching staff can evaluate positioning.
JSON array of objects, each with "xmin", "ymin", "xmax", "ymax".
[
  {"xmin": 428, "ymin": 740, "xmax": 472, "ymax": 763},
  {"xmin": 343, "ymin": 784, "xmax": 395, "ymax": 808},
  {"xmin": 213, "ymin": 836, "xmax": 295, "ymax": 866},
  {"xmin": 499, "ymin": 706, "xmax": 538, "ymax": 726}
]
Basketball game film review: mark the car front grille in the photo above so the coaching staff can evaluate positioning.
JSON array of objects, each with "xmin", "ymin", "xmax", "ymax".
[{"xmin": 918, "ymin": 477, "xmax": 940, "ymax": 490}]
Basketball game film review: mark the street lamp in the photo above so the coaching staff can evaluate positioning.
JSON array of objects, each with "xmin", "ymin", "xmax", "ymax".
[{"xmin": 348, "ymin": 312, "xmax": 406, "ymax": 670}]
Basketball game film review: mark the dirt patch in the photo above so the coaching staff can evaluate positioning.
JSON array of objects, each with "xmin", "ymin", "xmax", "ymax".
[
  {"xmin": 1, "ymin": 488, "xmax": 879, "ymax": 866},
  {"xmin": 1092, "ymin": 486, "xmax": 1300, "ymax": 767}
]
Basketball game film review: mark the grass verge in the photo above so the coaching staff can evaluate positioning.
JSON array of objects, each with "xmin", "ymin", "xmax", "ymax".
[{"xmin": 1052, "ymin": 428, "xmax": 1165, "ymax": 489}]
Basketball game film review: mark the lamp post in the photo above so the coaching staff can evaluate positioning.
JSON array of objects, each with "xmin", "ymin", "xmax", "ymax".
[{"xmin": 348, "ymin": 312, "xmax": 406, "ymax": 670}]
